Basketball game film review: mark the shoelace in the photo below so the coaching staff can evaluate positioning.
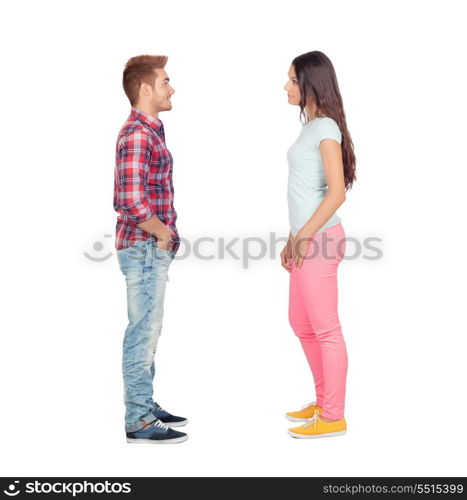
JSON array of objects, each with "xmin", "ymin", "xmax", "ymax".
[
  {"xmin": 301, "ymin": 400, "xmax": 317, "ymax": 410},
  {"xmin": 152, "ymin": 419, "xmax": 169, "ymax": 430},
  {"xmin": 303, "ymin": 409, "xmax": 320, "ymax": 428},
  {"xmin": 154, "ymin": 403, "xmax": 169, "ymax": 414}
]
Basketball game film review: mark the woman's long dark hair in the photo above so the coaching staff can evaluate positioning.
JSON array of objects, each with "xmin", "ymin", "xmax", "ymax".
[{"xmin": 292, "ymin": 51, "xmax": 357, "ymax": 191}]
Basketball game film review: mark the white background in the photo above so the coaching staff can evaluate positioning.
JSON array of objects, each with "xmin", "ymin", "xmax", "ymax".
[{"xmin": 1, "ymin": 0, "xmax": 466, "ymax": 477}]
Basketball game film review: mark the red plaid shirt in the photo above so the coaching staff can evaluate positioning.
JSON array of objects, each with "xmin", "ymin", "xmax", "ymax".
[{"xmin": 113, "ymin": 107, "xmax": 180, "ymax": 252}]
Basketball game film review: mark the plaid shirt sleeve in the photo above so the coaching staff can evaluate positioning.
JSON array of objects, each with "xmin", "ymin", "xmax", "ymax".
[{"xmin": 114, "ymin": 130, "xmax": 154, "ymax": 224}]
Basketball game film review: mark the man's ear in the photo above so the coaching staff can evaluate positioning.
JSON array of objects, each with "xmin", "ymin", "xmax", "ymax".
[{"xmin": 140, "ymin": 81, "xmax": 153, "ymax": 99}]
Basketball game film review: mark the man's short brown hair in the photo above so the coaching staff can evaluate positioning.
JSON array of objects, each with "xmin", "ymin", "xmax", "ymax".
[{"xmin": 122, "ymin": 55, "xmax": 168, "ymax": 106}]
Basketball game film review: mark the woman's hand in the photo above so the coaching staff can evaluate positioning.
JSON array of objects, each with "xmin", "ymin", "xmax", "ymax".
[
  {"xmin": 280, "ymin": 234, "xmax": 294, "ymax": 273},
  {"xmin": 293, "ymin": 229, "xmax": 312, "ymax": 269}
]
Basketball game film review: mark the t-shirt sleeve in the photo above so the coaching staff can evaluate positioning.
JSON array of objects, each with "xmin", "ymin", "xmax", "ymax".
[{"xmin": 314, "ymin": 118, "xmax": 342, "ymax": 147}]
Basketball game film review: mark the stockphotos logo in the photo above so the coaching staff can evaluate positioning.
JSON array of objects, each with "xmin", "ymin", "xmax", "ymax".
[
  {"xmin": 3, "ymin": 482, "xmax": 20, "ymax": 497},
  {"xmin": 2, "ymin": 480, "xmax": 132, "ymax": 496}
]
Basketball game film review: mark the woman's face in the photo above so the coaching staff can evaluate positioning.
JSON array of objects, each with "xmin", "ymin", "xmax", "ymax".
[{"xmin": 284, "ymin": 65, "xmax": 301, "ymax": 106}]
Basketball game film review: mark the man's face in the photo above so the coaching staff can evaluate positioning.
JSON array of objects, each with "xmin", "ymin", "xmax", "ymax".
[{"xmin": 140, "ymin": 68, "xmax": 175, "ymax": 112}]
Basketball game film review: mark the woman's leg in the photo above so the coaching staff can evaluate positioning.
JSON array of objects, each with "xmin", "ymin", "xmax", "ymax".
[
  {"xmin": 295, "ymin": 223, "xmax": 348, "ymax": 421},
  {"xmin": 289, "ymin": 256, "xmax": 325, "ymax": 407}
]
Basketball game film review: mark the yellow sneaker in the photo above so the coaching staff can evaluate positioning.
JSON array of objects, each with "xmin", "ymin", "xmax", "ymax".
[
  {"xmin": 288, "ymin": 409, "xmax": 347, "ymax": 439},
  {"xmin": 285, "ymin": 401, "xmax": 322, "ymax": 422}
]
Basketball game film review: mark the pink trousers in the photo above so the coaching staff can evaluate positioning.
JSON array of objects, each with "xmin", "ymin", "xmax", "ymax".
[{"xmin": 288, "ymin": 223, "xmax": 348, "ymax": 420}]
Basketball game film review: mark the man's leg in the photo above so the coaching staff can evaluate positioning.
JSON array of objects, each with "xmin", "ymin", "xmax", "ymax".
[
  {"xmin": 117, "ymin": 242, "xmax": 171, "ymax": 433},
  {"xmin": 145, "ymin": 245, "xmax": 173, "ymax": 406}
]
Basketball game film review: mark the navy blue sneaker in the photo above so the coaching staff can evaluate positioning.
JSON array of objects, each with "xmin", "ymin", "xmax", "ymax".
[
  {"xmin": 126, "ymin": 419, "xmax": 188, "ymax": 444},
  {"xmin": 152, "ymin": 402, "xmax": 188, "ymax": 427}
]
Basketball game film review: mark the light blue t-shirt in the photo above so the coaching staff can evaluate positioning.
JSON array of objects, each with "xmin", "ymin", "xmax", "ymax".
[{"xmin": 287, "ymin": 116, "xmax": 342, "ymax": 237}]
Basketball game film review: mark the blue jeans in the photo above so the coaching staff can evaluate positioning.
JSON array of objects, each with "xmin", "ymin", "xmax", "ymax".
[{"xmin": 117, "ymin": 239, "xmax": 175, "ymax": 432}]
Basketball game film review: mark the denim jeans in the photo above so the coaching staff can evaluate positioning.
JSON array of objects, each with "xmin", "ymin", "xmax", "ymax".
[{"xmin": 117, "ymin": 238, "xmax": 175, "ymax": 432}]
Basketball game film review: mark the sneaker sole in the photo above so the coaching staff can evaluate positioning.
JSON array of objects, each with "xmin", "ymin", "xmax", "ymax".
[
  {"xmin": 287, "ymin": 430, "xmax": 346, "ymax": 439},
  {"xmin": 285, "ymin": 414, "xmax": 313, "ymax": 422},
  {"xmin": 162, "ymin": 419, "xmax": 188, "ymax": 427},
  {"xmin": 126, "ymin": 435, "xmax": 189, "ymax": 444}
]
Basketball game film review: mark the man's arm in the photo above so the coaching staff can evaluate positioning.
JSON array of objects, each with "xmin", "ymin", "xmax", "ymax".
[{"xmin": 115, "ymin": 130, "xmax": 172, "ymax": 248}]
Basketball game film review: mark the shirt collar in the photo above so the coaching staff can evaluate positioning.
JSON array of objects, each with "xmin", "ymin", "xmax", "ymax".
[{"xmin": 130, "ymin": 106, "xmax": 163, "ymax": 133}]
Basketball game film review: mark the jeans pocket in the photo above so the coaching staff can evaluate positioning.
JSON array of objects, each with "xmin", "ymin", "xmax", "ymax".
[
  {"xmin": 117, "ymin": 248, "xmax": 145, "ymax": 286},
  {"xmin": 155, "ymin": 245, "xmax": 175, "ymax": 261},
  {"xmin": 124, "ymin": 245, "xmax": 147, "ymax": 261}
]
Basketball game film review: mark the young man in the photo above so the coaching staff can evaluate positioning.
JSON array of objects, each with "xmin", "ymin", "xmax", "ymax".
[{"xmin": 113, "ymin": 55, "xmax": 188, "ymax": 444}]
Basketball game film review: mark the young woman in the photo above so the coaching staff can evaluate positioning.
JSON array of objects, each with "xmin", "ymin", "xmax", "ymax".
[{"xmin": 281, "ymin": 51, "xmax": 356, "ymax": 439}]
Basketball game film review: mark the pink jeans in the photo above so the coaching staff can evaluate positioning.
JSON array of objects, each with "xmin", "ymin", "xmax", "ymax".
[{"xmin": 288, "ymin": 223, "xmax": 348, "ymax": 420}]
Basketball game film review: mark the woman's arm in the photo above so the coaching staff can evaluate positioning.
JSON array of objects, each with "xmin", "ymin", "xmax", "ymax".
[
  {"xmin": 293, "ymin": 138, "xmax": 346, "ymax": 265},
  {"xmin": 300, "ymin": 138, "xmax": 346, "ymax": 237}
]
